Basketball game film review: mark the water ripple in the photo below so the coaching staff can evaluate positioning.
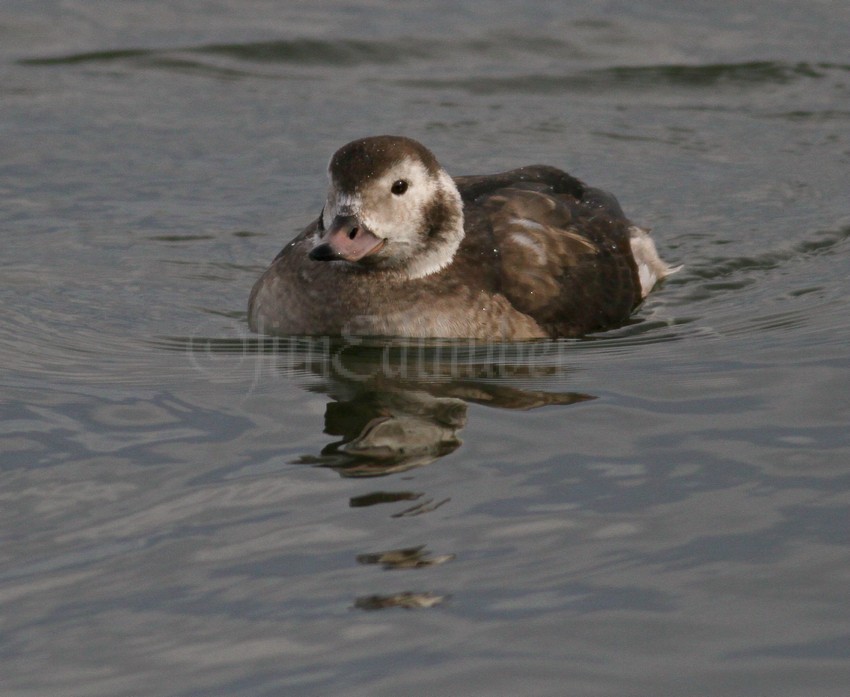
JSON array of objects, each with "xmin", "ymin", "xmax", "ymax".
[
  {"xmin": 20, "ymin": 40, "xmax": 848, "ymax": 96},
  {"xmin": 396, "ymin": 61, "xmax": 848, "ymax": 94}
]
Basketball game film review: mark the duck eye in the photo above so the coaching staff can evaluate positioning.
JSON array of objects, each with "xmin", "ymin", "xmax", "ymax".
[{"xmin": 390, "ymin": 180, "xmax": 409, "ymax": 196}]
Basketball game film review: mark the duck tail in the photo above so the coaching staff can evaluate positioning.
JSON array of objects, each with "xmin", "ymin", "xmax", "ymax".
[{"xmin": 628, "ymin": 225, "xmax": 682, "ymax": 298}]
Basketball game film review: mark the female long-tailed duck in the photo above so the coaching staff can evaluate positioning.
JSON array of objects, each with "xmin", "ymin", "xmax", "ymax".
[{"xmin": 248, "ymin": 135, "xmax": 674, "ymax": 339}]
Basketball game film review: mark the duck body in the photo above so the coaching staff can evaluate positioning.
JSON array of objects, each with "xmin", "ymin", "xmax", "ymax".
[{"xmin": 248, "ymin": 136, "xmax": 673, "ymax": 340}]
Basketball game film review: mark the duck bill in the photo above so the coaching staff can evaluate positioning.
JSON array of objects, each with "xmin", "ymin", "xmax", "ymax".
[{"xmin": 309, "ymin": 214, "xmax": 385, "ymax": 262}]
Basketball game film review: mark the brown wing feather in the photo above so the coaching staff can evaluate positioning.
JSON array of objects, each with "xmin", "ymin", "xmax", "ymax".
[
  {"xmin": 455, "ymin": 165, "xmax": 585, "ymax": 203},
  {"xmin": 460, "ymin": 169, "xmax": 642, "ymax": 338}
]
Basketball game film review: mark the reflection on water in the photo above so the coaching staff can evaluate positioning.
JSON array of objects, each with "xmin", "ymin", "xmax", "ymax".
[
  {"xmin": 164, "ymin": 333, "xmax": 595, "ymax": 609},
  {"xmin": 354, "ymin": 591, "xmax": 448, "ymax": 611},
  {"xmin": 355, "ymin": 545, "xmax": 456, "ymax": 609},
  {"xmin": 298, "ymin": 389, "xmax": 467, "ymax": 477},
  {"xmin": 357, "ymin": 545, "xmax": 455, "ymax": 570},
  {"xmin": 174, "ymin": 332, "xmax": 595, "ymax": 475}
]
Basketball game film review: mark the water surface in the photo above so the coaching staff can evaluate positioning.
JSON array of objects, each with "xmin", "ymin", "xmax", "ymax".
[{"xmin": 2, "ymin": 1, "xmax": 849, "ymax": 695}]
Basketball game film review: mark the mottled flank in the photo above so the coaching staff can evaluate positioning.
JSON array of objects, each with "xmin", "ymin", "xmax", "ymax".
[{"xmin": 249, "ymin": 135, "xmax": 674, "ymax": 339}]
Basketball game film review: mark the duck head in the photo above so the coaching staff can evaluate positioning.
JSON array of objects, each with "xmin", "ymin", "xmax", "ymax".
[{"xmin": 308, "ymin": 136, "xmax": 465, "ymax": 279}]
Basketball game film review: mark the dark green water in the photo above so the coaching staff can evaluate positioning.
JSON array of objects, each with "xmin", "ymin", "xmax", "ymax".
[{"xmin": 2, "ymin": 2, "xmax": 849, "ymax": 695}]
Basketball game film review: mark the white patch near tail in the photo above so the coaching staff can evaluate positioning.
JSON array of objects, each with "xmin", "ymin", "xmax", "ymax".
[{"xmin": 628, "ymin": 226, "xmax": 681, "ymax": 298}]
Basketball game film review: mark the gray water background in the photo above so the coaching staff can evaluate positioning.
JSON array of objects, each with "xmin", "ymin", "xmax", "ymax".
[{"xmin": 1, "ymin": 1, "xmax": 849, "ymax": 695}]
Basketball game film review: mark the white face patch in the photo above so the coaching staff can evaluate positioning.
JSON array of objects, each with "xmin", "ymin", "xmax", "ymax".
[
  {"xmin": 324, "ymin": 156, "xmax": 465, "ymax": 279},
  {"xmin": 354, "ymin": 158, "xmax": 436, "ymax": 246}
]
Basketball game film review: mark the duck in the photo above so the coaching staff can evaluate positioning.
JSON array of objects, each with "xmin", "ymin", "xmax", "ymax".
[{"xmin": 248, "ymin": 135, "xmax": 675, "ymax": 340}]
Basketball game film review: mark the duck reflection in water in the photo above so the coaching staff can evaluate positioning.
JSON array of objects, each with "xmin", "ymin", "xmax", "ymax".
[
  {"xmin": 288, "ymin": 338, "xmax": 594, "ymax": 477},
  {"xmin": 173, "ymin": 333, "xmax": 596, "ymax": 610},
  {"xmin": 298, "ymin": 387, "xmax": 467, "ymax": 477},
  {"xmin": 278, "ymin": 337, "xmax": 595, "ymax": 609}
]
